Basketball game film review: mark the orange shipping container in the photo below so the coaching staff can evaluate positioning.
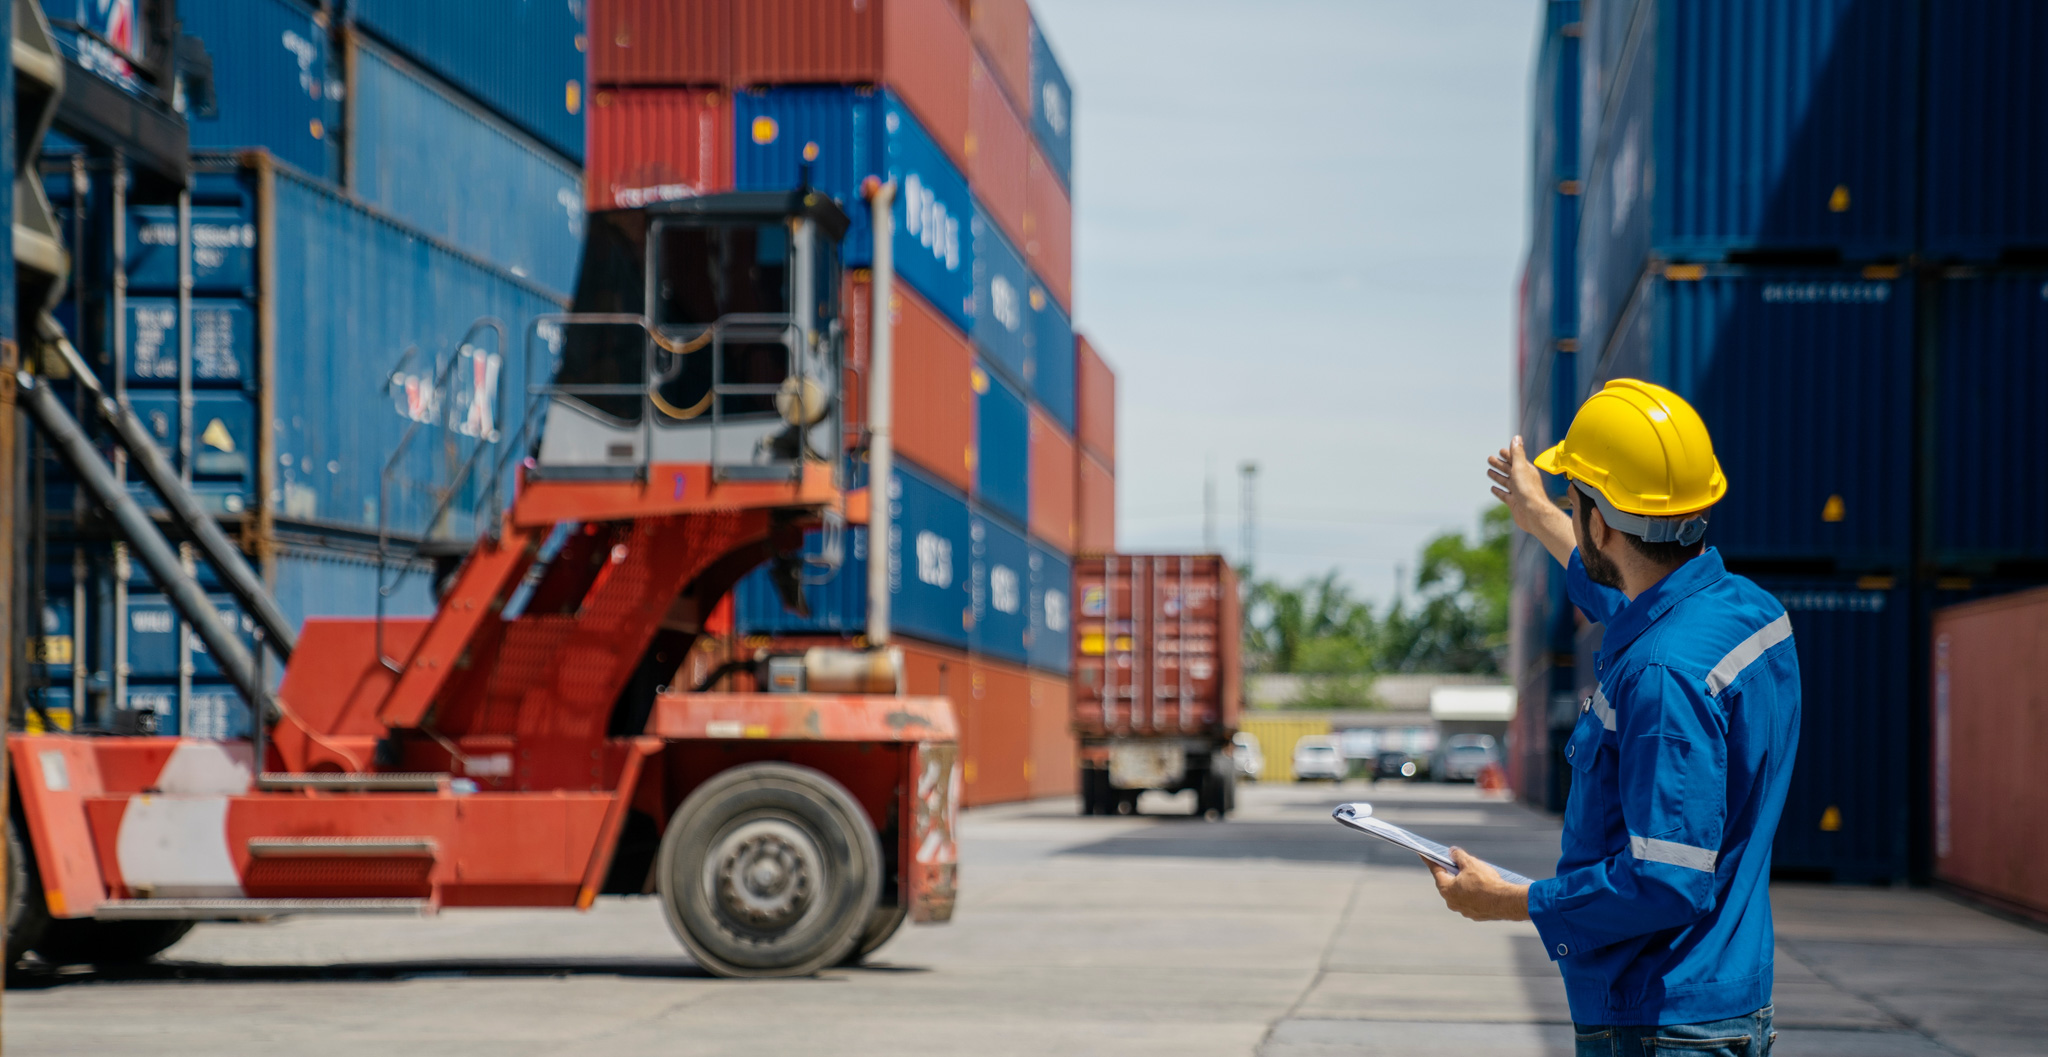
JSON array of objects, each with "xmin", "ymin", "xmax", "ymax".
[
  {"xmin": 1028, "ymin": 673, "xmax": 1078, "ymax": 798},
  {"xmin": 1076, "ymin": 334, "xmax": 1115, "ymax": 467},
  {"xmin": 585, "ymin": 88, "xmax": 734, "ymax": 210},
  {"xmin": 962, "ymin": 658, "xmax": 1034, "ymax": 806},
  {"xmin": 1071, "ymin": 555, "xmax": 1242, "ymax": 740},
  {"xmin": 590, "ymin": 0, "xmax": 731, "ymax": 85},
  {"xmin": 847, "ymin": 275, "xmax": 976, "ymax": 493},
  {"xmin": 1023, "ymin": 143, "xmax": 1074, "ymax": 311},
  {"xmin": 1932, "ymin": 587, "xmax": 2048, "ymax": 923},
  {"xmin": 967, "ymin": 0, "xmax": 1032, "ymax": 112},
  {"xmin": 968, "ymin": 48, "xmax": 1030, "ymax": 250},
  {"xmin": 1028, "ymin": 406, "xmax": 1076, "ymax": 552},
  {"xmin": 1078, "ymin": 452, "xmax": 1114, "ymax": 553}
]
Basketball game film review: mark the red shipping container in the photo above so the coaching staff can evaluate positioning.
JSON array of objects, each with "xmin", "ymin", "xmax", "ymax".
[
  {"xmin": 962, "ymin": 658, "xmax": 1034, "ymax": 805},
  {"xmin": 1932, "ymin": 587, "xmax": 2048, "ymax": 923},
  {"xmin": 968, "ymin": 48, "xmax": 1029, "ymax": 250},
  {"xmin": 1076, "ymin": 333, "xmax": 1114, "ymax": 467},
  {"xmin": 733, "ymin": 0, "xmax": 972, "ymax": 173},
  {"xmin": 1078, "ymin": 452, "xmax": 1114, "ymax": 554},
  {"xmin": 847, "ymin": 274, "xmax": 976, "ymax": 493},
  {"xmin": 585, "ymin": 87, "xmax": 734, "ymax": 210},
  {"xmin": 1028, "ymin": 405, "xmax": 1076, "ymax": 552},
  {"xmin": 1024, "ymin": 142, "xmax": 1073, "ymax": 311},
  {"xmin": 1028, "ymin": 673, "xmax": 1078, "ymax": 798},
  {"xmin": 967, "ymin": 0, "xmax": 1031, "ymax": 114},
  {"xmin": 590, "ymin": 0, "xmax": 730, "ymax": 85},
  {"xmin": 1071, "ymin": 555, "xmax": 1242, "ymax": 741}
]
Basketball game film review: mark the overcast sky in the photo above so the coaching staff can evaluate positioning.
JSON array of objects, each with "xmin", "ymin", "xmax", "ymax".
[{"xmin": 1032, "ymin": 0, "xmax": 1541, "ymax": 605}]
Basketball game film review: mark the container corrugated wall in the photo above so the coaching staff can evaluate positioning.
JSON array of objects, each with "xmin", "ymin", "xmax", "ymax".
[
  {"xmin": 849, "ymin": 276, "xmax": 975, "ymax": 492},
  {"xmin": 1931, "ymin": 272, "xmax": 2048, "ymax": 568},
  {"xmin": 1075, "ymin": 332, "xmax": 1113, "ymax": 467},
  {"xmin": 1602, "ymin": 267, "xmax": 1913, "ymax": 570},
  {"xmin": 1027, "ymin": 405, "xmax": 1074, "ymax": 552},
  {"xmin": 967, "ymin": 0, "xmax": 1031, "ymax": 113},
  {"xmin": 1027, "ymin": 279, "xmax": 1074, "ymax": 430},
  {"xmin": 181, "ymin": 0, "xmax": 343, "ymax": 181},
  {"xmin": 590, "ymin": 0, "xmax": 730, "ymax": 85},
  {"xmin": 1931, "ymin": 586, "xmax": 2048, "ymax": 921},
  {"xmin": 1078, "ymin": 452, "xmax": 1114, "ymax": 554},
  {"xmin": 585, "ymin": 87, "xmax": 733, "ymax": 210},
  {"xmin": 1027, "ymin": 542, "xmax": 1072, "ymax": 674},
  {"xmin": 969, "ymin": 48, "xmax": 1029, "ymax": 249},
  {"xmin": 269, "ymin": 167, "xmax": 568, "ymax": 537},
  {"xmin": 971, "ymin": 357, "xmax": 1029, "ymax": 527},
  {"xmin": 969, "ymin": 511, "xmax": 1031, "ymax": 664},
  {"xmin": 1922, "ymin": 1, "xmax": 2048, "ymax": 260},
  {"xmin": 1071, "ymin": 555, "xmax": 1239, "ymax": 740},
  {"xmin": 1751, "ymin": 574, "xmax": 1912, "ymax": 883},
  {"xmin": 1236, "ymin": 718, "xmax": 1331, "ymax": 784},
  {"xmin": 1579, "ymin": 0, "xmax": 1920, "ymax": 359},
  {"xmin": 349, "ymin": 38, "xmax": 584, "ymax": 298},
  {"xmin": 971, "ymin": 203, "xmax": 1030, "ymax": 383},
  {"xmin": 1023, "ymin": 144, "xmax": 1071, "ymax": 311},
  {"xmin": 1028, "ymin": 672, "xmax": 1077, "ymax": 795},
  {"xmin": 1026, "ymin": 11, "xmax": 1072, "ymax": 190},
  {"xmin": 345, "ymin": 0, "xmax": 586, "ymax": 162}
]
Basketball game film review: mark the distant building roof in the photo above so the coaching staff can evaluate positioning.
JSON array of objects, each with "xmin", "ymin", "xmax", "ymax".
[{"xmin": 1429, "ymin": 685, "xmax": 1516, "ymax": 721}]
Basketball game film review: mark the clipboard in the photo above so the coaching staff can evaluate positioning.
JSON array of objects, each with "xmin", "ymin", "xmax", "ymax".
[{"xmin": 1332, "ymin": 802, "xmax": 1535, "ymax": 885}]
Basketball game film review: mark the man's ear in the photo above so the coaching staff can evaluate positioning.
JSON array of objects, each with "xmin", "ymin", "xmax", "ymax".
[{"xmin": 1587, "ymin": 504, "xmax": 1611, "ymax": 549}]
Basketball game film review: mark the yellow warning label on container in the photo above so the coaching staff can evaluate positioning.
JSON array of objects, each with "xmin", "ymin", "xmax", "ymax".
[
  {"xmin": 1081, "ymin": 632, "xmax": 1106, "ymax": 655},
  {"xmin": 1821, "ymin": 494, "xmax": 1846, "ymax": 522},
  {"xmin": 1828, "ymin": 185, "xmax": 1851, "ymax": 212},
  {"xmin": 1820, "ymin": 805, "xmax": 1843, "ymax": 832},
  {"xmin": 26, "ymin": 636, "xmax": 72, "ymax": 664},
  {"xmin": 202, "ymin": 419, "xmax": 236, "ymax": 453}
]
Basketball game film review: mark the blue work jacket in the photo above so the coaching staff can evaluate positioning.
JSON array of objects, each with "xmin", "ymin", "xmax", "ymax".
[{"xmin": 1528, "ymin": 547, "xmax": 1801, "ymax": 1026}]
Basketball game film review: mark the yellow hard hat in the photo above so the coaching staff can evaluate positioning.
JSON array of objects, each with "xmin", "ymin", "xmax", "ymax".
[{"xmin": 1533, "ymin": 379, "xmax": 1726, "ymax": 518}]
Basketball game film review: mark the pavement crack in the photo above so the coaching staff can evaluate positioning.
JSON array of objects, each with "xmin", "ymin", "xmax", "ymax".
[{"xmin": 1258, "ymin": 866, "xmax": 1368, "ymax": 1053}]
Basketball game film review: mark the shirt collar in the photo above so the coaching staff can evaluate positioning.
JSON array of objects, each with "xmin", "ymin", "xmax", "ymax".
[{"xmin": 1600, "ymin": 547, "xmax": 1728, "ymax": 657}]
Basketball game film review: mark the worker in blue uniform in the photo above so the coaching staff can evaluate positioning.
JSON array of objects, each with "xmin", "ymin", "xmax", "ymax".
[{"xmin": 1429, "ymin": 380, "xmax": 1801, "ymax": 1057}]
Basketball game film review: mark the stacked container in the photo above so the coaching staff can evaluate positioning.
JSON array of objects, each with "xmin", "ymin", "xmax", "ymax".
[
  {"xmin": 588, "ymin": 0, "xmax": 1099, "ymax": 805},
  {"xmin": 27, "ymin": 0, "xmax": 583, "ymax": 737},
  {"xmin": 1516, "ymin": 0, "xmax": 2048, "ymax": 884}
]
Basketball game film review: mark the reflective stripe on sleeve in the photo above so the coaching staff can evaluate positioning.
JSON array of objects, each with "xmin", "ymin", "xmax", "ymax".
[
  {"xmin": 1705, "ymin": 614, "xmax": 1793, "ymax": 697},
  {"xmin": 1630, "ymin": 834, "xmax": 1718, "ymax": 872},
  {"xmin": 1590, "ymin": 687, "xmax": 1616, "ymax": 731}
]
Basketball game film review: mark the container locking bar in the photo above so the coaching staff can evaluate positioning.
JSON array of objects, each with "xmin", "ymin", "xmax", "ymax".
[{"xmin": 18, "ymin": 372, "xmax": 278, "ymax": 721}]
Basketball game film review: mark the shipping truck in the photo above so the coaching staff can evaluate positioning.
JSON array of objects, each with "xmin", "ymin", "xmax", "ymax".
[
  {"xmin": 8, "ymin": 187, "xmax": 962, "ymax": 978},
  {"xmin": 1072, "ymin": 555, "xmax": 1241, "ymax": 817}
]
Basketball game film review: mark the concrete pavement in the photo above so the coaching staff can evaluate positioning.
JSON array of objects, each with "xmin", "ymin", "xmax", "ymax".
[{"xmin": 7, "ymin": 781, "xmax": 2045, "ymax": 1055}]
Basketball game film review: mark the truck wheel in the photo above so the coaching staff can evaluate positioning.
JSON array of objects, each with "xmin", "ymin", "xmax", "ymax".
[
  {"xmin": 839, "ymin": 902, "xmax": 910, "ymax": 965},
  {"xmin": 1080, "ymin": 768, "xmax": 1111, "ymax": 816},
  {"xmin": 6, "ymin": 819, "xmax": 50, "ymax": 966},
  {"xmin": 657, "ymin": 762, "xmax": 880, "ymax": 978},
  {"xmin": 31, "ymin": 919, "xmax": 195, "ymax": 968}
]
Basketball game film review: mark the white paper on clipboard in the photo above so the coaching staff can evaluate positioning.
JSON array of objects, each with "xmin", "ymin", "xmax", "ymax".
[{"xmin": 1332, "ymin": 802, "xmax": 1535, "ymax": 885}]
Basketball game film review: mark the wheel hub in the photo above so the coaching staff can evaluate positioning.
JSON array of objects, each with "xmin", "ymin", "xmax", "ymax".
[{"xmin": 709, "ymin": 819, "xmax": 819, "ymax": 934}]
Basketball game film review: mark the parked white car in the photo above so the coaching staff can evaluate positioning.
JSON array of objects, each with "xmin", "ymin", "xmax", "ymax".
[
  {"xmin": 1232, "ymin": 732, "xmax": 1265, "ymax": 781},
  {"xmin": 1292, "ymin": 735, "xmax": 1348, "ymax": 782}
]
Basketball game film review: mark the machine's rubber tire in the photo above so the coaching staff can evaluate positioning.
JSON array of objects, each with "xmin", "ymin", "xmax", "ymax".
[
  {"xmin": 6, "ymin": 819, "xmax": 49, "ymax": 967},
  {"xmin": 1197, "ymin": 767, "xmax": 1233, "ymax": 821},
  {"xmin": 31, "ymin": 919, "xmax": 194, "ymax": 968},
  {"xmin": 1080, "ymin": 768, "xmax": 1111, "ymax": 816},
  {"xmin": 657, "ymin": 762, "xmax": 880, "ymax": 978},
  {"xmin": 839, "ymin": 902, "xmax": 910, "ymax": 965}
]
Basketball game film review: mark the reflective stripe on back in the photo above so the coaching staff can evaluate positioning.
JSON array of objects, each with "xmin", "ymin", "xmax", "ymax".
[
  {"xmin": 1630, "ymin": 834, "xmax": 1718, "ymax": 872},
  {"xmin": 1705, "ymin": 614, "xmax": 1793, "ymax": 697}
]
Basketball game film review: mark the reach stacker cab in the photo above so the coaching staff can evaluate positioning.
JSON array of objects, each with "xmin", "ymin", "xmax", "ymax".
[{"xmin": 8, "ymin": 188, "xmax": 961, "ymax": 978}]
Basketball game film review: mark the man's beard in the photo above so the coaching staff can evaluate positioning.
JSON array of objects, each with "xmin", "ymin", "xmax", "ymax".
[{"xmin": 1581, "ymin": 533, "xmax": 1627, "ymax": 590}]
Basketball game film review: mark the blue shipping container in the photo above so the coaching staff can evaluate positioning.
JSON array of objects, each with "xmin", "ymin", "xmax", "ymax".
[
  {"xmin": 125, "ymin": 205, "xmax": 258, "ymax": 294},
  {"xmin": 1027, "ymin": 542, "xmax": 1072, "ymax": 675},
  {"xmin": 972, "ymin": 359, "xmax": 1029, "ymax": 529},
  {"xmin": 268, "ymin": 167, "xmax": 566, "ymax": 536},
  {"xmin": 180, "ymin": 0, "xmax": 343, "ymax": 181},
  {"xmin": 734, "ymin": 87, "xmax": 976, "ymax": 332},
  {"xmin": 971, "ymin": 203, "xmax": 1030, "ymax": 384},
  {"xmin": 1524, "ymin": 190, "xmax": 1580, "ymax": 396},
  {"xmin": 1027, "ymin": 13, "xmax": 1073, "ymax": 190},
  {"xmin": 1748, "ymin": 574, "xmax": 1910, "ymax": 884},
  {"xmin": 124, "ymin": 298, "xmax": 256, "ymax": 385},
  {"xmin": 345, "ymin": 0, "xmax": 586, "ymax": 162},
  {"xmin": 1579, "ymin": 0, "xmax": 1636, "ymax": 179},
  {"xmin": 272, "ymin": 546, "xmax": 438, "ymax": 630},
  {"xmin": 1922, "ymin": 2, "xmax": 2048, "ymax": 260},
  {"xmin": 969, "ymin": 511, "xmax": 1030, "ymax": 665},
  {"xmin": 350, "ymin": 40, "xmax": 585, "ymax": 298},
  {"xmin": 121, "ymin": 592, "xmax": 256, "ymax": 680},
  {"xmin": 1595, "ymin": 267, "xmax": 1913, "ymax": 569},
  {"xmin": 1578, "ymin": 0, "xmax": 1918, "ymax": 360},
  {"xmin": 734, "ymin": 463, "xmax": 973, "ymax": 649},
  {"xmin": 1531, "ymin": 0, "xmax": 1581, "ymax": 194},
  {"xmin": 126, "ymin": 389, "xmax": 259, "ymax": 516},
  {"xmin": 1932, "ymin": 272, "xmax": 2048, "ymax": 566},
  {"xmin": 1027, "ymin": 280, "xmax": 1075, "ymax": 432}
]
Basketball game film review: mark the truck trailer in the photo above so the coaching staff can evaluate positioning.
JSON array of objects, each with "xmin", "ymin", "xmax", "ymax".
[{"xmin": 1071, "ymin": 554, "xmax": 1241, "ymax": 818}]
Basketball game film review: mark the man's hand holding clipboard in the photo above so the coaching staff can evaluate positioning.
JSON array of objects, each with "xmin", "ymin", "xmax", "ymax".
[{"xmin": 1332, "ymin": 803, "xmax": 1536, "ymax": 923}]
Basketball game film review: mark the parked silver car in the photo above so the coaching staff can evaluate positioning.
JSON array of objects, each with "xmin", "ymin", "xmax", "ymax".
[{"xmin": 1292, "ymin": 735, "xmax": 1349, "ymax": 782}]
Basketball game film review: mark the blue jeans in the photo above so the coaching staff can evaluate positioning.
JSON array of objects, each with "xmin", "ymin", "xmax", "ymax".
[{"xmin": 1573, "ymin": 1006, "xmax": 1774, "ymax": 1056}]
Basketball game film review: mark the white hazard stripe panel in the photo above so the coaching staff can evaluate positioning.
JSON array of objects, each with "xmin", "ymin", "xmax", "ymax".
[
  {"xmin": 1705, "ymin": 614, "xmax": 1794, "ymax": 697},
  {"xmin": 1590, "ymin": 688, "xmax": 1616, "ymax": 731},
  {"xmin": 116, "ymin": 794, "xmax": 245, "ymax": 899},
  {"xmin": 1631, "ymin": 834, "xmax": 1718, "ymax": 873}
]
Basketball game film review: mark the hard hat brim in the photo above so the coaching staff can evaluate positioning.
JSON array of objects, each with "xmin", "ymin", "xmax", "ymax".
[{"xmin": 1531, "ymin": 442, "xmax": 1566, "ymax": 475}]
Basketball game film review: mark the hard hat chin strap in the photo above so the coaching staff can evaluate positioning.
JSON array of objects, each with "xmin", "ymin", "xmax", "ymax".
[{"xmin": 1575, "ymin": 482, "xmax": 1710, "ymax": 547}]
